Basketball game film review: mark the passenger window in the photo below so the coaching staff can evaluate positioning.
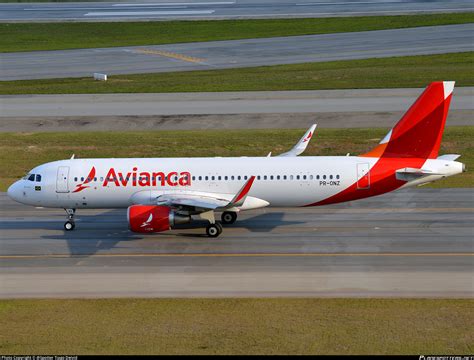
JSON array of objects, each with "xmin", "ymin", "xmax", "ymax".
[
  {"xmin": 290, "ymin": 175, "xmax": 294, "ymax": 180},
  {"xmin": 323, "ymin": 175, "xmax": 326, "ymax": 180},
  {"xmin": 74, "ymin": 177, "xmax": 78, "ymax": 182},
  {"xmin": 231, "ymin": 176, "xmax": 235, "ymax": 180},
  {"xmin": 303, "ymin": 175, "xmax": 307, "ymax": 180},
  {"xmin": 270, "ymin": 175, "xmax": 274, "ymax": 180},
  {"xmin": 81, "ymin": 177, "xmax": 84, "ymax": 182},
  {"xmin": 277, "ymin": 175, "xmax": 280, "ymax": 180},
  {"xmin": 211, "ymin": 176, "xmax": 215, "ymax": 181},
  {"xmin": 283, "ymin": 175, "xmax": 287, "ymax": 180},
  {"xmin": 296, "ymin": 175, "xmax": 300, "ymax": 180},
  {"xmin": 224, "ymin": 176, "xmax": 228, "ymax": 181},
  {"xmin": 244, "ymin": 176, "xmax": 248, "ymax": 180},
  {"xmin": 316, "ymin": 175, "xmax": 320, "ymax": 180},
  {"xmin": 205, "ymin": 176, "xmax": 209, "ymax": 181},
  {"xmin": 310, "ymin": 175, "xmax": 313, "ymax": 180},
  {"xmin": 100, "ymin": 177, "xmax": 104, "ymax": 182},
  {"xmin": 263, "ymin": 175, "xmax": 267, "ymax": 180},
  {"xmin": 199, "ymin": 176, "xmax": 202, "ymax": 181},
  {"xmin": 257, "ymin": 176, "xmax": 261, "ymax": 180},
  {"xmin": 218, "ymin": 176, "xmax": 221, "ymax": 181},
  {"xmin": 336, "ymin": 175, "xmax": 340, "ymax": 179},
  {"xmin": 94, "ymin": 177, "xmax": 97, "ymax": 181},
  {"xmin": 238, "ymin": 176, "xmax": 241, "ymax": 180},
  {"xmin": 330, "ymin": 175, "xmax": 333, "ymax": 180}
]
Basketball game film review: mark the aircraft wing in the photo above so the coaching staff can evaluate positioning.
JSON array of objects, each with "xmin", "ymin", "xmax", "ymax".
[
  {"xmin": 155, "ymin": 176, "xmax": 256, "ymax": 213},
  {"xmin": 277, "ymin": 124, "xmax": 317, "ymax": 157}
]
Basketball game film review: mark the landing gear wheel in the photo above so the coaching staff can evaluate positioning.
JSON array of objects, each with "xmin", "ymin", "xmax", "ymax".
[
  {"xmin": 64, "ymin": 221, "xmax": 75, "ymax": 231},
  {"xmin": 215, "ymin": 222, "xmax": 223, "ymax": 234},
  {"xmin": 221, "ymin": 211, "xmax": 237, "ymax": 224},
  {"xmin": 206, "ymin": 224, "xmax": 221, "ymax": 237}
]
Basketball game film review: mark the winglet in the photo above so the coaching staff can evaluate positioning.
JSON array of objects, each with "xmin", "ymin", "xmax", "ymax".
[
  {"xmin": 278, "ymin": 124, "xmax": 317, "ymax": 157},
  {"xmin": 227, "ymin": 176, "xmax": 256, "ymax": 207}
]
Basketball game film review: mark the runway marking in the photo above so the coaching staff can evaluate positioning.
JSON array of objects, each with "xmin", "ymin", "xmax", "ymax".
[
  {"xmin": 0, "ymin": 253, "xmax": 472, "ymax": 259},
  {"xmin": 113, "ymin": 2, "xmax": 235, "ymax": 6},
  {"xmin": 135, "ymin": 48, "xmax": 205, "ymax": 63},
  {"xmin": 84, "ymin": 10, "xmax": 215, "ymax": 16},
  {"xmin": 296, "ymin": 1, "xmax": 404, "ymax": 6}
]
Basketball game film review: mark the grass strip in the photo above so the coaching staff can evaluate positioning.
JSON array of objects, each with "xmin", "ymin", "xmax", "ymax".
[
  {"xmin": 0, "ymin": 298, "xmax": 472, "ymax": 354},
  {"xmin": 1, "ymin": 13, "xmax": 473, "ymax": 53},
  {"xmin": 1, "ymin": 127, "xmax": 472, "ymax": 191}
]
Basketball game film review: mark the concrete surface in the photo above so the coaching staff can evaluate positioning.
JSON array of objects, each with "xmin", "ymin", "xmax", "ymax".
[{"xmin": 1, "ymin": 188, "xmax": 472, "ymax": 298}]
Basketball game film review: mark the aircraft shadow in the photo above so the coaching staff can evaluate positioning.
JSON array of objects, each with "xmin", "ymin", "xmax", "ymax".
[{"xmin": 3, "ymin": 209, "xmax": 305, "ymax": 257}]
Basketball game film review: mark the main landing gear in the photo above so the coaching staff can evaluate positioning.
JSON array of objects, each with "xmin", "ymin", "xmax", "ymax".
[
  {"xmin": 64, "ymin": 208, "xmax": 76, "ymax": 231},
  {"xmin": 200, "ymin": 211, "xmax": 238, "ymax": 237},
  {"xmin": 200, "ymin": 210, "xmax": 224, "ymax": 237},
  {"xmin": 206, "ymin": 222, "xmax": 223, "ymax": 237},
  {"xmin": 221, "ymin": 211, "xmax": 237, "ymax": 225}
]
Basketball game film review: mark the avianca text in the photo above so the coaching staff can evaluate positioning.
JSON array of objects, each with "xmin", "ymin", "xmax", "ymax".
[{"xmin": 103, "ymin": 167, "xmax": 191, "ymax": 187}]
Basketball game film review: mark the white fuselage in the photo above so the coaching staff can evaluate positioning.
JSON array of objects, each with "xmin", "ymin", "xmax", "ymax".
[{"xmin": 7, "ymin": 156, "xmax": 463, "ymax": 210}]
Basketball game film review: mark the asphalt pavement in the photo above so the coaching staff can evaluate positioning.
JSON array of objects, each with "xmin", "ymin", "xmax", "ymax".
[
  {"xmin": 1, "ymin": 24, "xmax": 472, "ymax": 80},
  {"xmin": 1, "ymin": 188, "xmax": 472, "ymax": 298},
  {"xmin": 1, "ymin": 0, "xmax": 472, "ymax": 22}
]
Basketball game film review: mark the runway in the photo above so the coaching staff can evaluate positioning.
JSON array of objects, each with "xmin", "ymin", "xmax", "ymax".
[
  {"xmin": 1, "ymin": 0, "xmax": 473, "ymax": 22},
  {"xmin": 1, "ymin": 24, "xmax": 472, "ymax": 80},
  {"xmin": 1, "ymin": 88, "xmax": 472, "ymax": 132},
  {"xmin": 1, "ymin": 188, "xmax": 472, "ymax": 298}
]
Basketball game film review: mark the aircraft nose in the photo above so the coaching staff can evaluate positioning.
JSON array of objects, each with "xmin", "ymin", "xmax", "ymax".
[{"xmin": 7, "ymin": 181, "xmax": 21, "ymax": 202}]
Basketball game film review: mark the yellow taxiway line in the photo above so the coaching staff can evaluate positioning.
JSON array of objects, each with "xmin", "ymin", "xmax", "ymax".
[{"xmin": 135, "ymin": 48, "xmax": 205, "ymax": 63}]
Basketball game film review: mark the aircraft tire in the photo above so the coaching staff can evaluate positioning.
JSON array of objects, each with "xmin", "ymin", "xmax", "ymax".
[
  {"xmin": 64, "ymin": 221, "xmax": 75, "ymax": 231},
  {"xmin": 221, "ymin": 211, "xmax": 237, "ymax": 224},
  {"xmin": 206, "ymin": 224, "xmax": 221, "ymax": 237}
]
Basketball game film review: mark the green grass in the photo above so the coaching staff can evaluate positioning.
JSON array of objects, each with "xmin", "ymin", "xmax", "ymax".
[
  {"xmin": 1, "ymin": 52, "xmax": 473, "ymax": 95},
  {"xmin": 0, "ymin": 298, "xmax": 472, "ymax": 354},
  {"xmin": 1, "ymin": 127, "xmax": 472, "ymax": 191},
  {"xmin": 1, "ymin": 13, "xmax": 473, "ymax": 53}
]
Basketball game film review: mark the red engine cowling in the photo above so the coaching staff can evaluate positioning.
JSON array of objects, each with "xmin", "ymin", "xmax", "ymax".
[{"xmin": 128, "ymin": 205, "xmax": 190, "ymax": 234}]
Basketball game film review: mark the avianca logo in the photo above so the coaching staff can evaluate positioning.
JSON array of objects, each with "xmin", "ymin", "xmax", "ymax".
[
  {"xmin": 141, "ymin": 213, "xmax": 153, "ymax": 228},
  {"xmin": 73, "ymin": 167, "xmax": 192, "ymax": 193},
  {"xmin": 302, "ymin": 131, "xmax": 313, "ymax": 143},
  {"xmin": 73, "ymin": 167, "xmax": 96, "ymax": 193}
]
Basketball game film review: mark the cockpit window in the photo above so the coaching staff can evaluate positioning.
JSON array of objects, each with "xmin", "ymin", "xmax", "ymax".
[
  {"xmin": 36, "ymin": 174, "xmax": 42, "ymax": 182},
  {"xmin": 28, "ymin": 174, "xmax": 35, "ymax": 181}
]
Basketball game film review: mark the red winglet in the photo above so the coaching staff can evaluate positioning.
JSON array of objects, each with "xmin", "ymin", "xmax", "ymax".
[{"xmin": 229, "ymin": 176, "xmax": 256, "ymax": 206}]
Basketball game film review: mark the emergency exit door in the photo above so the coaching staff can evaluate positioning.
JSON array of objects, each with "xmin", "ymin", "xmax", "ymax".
[
  {"xmin": 56, "ymin": 166, "xmax": 70, "ymax": 193},
  {"xmin": 356, "ymin": 163, "xmax": 370, "ymax": 189}
]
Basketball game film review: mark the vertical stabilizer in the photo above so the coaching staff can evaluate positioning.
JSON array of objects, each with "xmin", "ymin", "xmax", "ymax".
[{"xmin": 362, "ymin": 81, "xmax": 454, "ymax": 159}]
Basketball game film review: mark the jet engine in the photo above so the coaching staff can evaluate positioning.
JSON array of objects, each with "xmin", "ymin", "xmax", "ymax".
[{"xmin": 127, "ymin": 205, "xmax": 191, "ymax": 233}]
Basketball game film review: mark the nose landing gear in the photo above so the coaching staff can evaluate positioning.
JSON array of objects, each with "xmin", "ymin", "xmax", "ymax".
[{"xmin": 64, "ymin": 208, "xmax": 76, "ymax": 231}]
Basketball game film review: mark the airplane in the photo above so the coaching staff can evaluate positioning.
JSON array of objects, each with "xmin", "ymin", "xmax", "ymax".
[{"xmin": 7, "ymin": 81, "xmax": 465, "ymax": 237}]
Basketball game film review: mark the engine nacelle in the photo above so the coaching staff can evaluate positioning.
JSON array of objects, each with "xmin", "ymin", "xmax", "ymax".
[{"xmin": 127, "ymin": 205, "xmax": 190, "ymax": 233}]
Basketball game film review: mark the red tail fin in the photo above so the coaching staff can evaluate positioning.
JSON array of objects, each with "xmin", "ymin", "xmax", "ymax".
[{"xmin": 362, "ymin": 81, "xmax": 454, "ymax": 159}]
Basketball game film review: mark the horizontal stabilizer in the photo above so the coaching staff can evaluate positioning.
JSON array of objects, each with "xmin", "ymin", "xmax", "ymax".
[
  {"xmin": 437, "ymin": 154, "xmax": 461, "ymax": 161},
  {"xmin": 395, "ymin": 167, "xmax": 441, "ymax": 181}
]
